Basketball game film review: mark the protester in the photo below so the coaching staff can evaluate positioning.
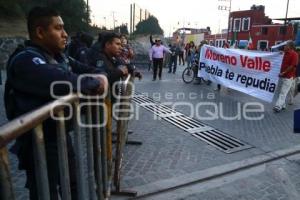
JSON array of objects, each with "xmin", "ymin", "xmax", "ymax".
[
  {"xmin": 194, "ymin": 40, "xmax": 209, "ymax": 85},
  {"xmin": 119, "ymin": 34, "xmax": 142, "ymax": 79},
  {"xmin": 149, "ymin": 38, "xmax": 171, "ymax": 81},
  {"xmin": 294, "ymin": 48, "xmax": 300, "ymax": 97},
  {"xmin": 186, "ymin": 41, "xmax": 196, "ymax": 68},
  {"xmin": 4, "ymin": 6, "xmax": 108, "ymax": 200},
  {"xmin": 273, "ymin": 41, "xmax": 298, "ymax": 112},
  {"xmin": 215, "ymin": 42, "xmax": 230, "ymax": 90},
  {"xmin": 178, "ymin": 43, "xmax": 185, "ymax": 66},
  {"xmin": 168, "ymin": 43, "xmax": 179, "ymax": 74}
]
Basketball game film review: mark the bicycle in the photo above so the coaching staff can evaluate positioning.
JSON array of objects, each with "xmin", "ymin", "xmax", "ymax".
[{"xmin": 182, "ymin": 57, "xmax": 211, "ymax": 85}]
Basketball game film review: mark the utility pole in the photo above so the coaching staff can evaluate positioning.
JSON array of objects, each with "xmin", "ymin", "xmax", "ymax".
[
  {"xmin": 217, "ymin": 0, "xmax": 232, "ymax": 42},
  {"xmin": 284, "ymin": 0, "xmax": 290, "ymax": 25},
  {"xmin": 130, "ymin": 4, "xmax": 132, "ymax": 33},
  {"xmin": 133, "ymin": 3, "xmax": 135, "ymax": 32},
  {"xmin": 112, "ymin": 11, "xmax": 116, "ymax": 30}
]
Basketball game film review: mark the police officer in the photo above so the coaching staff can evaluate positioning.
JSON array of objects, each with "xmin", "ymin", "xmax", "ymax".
[
  {"xmin": 92, "ymin": 32, "xmax": 130, "ymax": 85},
  {"xmin": 4, "ymin": 7, "xmax": 108, "ymax": 200}
]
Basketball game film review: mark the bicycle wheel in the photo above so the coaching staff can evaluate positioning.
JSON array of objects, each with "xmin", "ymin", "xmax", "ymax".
[{"xmin": 182, "ymin": 67, "xmax": 195, "ymax": 84}]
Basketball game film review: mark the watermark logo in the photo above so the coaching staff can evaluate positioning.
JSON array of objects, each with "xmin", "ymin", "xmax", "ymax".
[{"xmin": 49, "ymin": 79, "xmax": 265, "ymax": 128}]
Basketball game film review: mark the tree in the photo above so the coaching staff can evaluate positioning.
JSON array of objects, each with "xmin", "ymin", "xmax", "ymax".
[
  {"xmin": 0, "ymin": 0, "xmax": 91, "ymax": 33},
  {"xmin": 133, "ymin": 16, "xmax": 163, "ymax": 35},
  {"xmin": 50, "ymin": 0, "xmax": 90, "ymax": 32},
  {"xmin": 114, "ymin": 24, "xmax": 129, "ymax": 35},
  {"xmin": 0, "ymin": 0, "xmax": 24, "ymax": 18}
]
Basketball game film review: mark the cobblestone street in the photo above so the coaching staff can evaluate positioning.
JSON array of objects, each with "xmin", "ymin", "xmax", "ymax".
[{"xmin": 1, "ymin": 64, "xmax": 300, "ymax": 200}]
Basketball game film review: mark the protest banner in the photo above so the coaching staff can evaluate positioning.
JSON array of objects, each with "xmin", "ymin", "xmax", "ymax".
[{"xmin": 198, "ymin": 45, "xmax": 283, "ymax": 102}]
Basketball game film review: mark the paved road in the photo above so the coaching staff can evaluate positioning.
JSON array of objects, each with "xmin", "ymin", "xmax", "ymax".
[{"xmin": 2, "ymin": 65, "xmax": 300, "ymax": 200}]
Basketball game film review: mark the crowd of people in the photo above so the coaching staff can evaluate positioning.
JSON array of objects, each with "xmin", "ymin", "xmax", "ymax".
[{"xmin": 149, "ymin": 35, "xmax": 300, "ymax": 113}]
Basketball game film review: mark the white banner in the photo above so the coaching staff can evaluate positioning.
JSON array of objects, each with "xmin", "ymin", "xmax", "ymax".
[{"xmin": 198, "ymin": 45, "xmax": 283, "ymax": 102}]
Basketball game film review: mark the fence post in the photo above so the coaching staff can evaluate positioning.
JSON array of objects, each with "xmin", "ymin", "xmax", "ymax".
[
  {"xmin": 86, "ymin": 99, "xmax": 97, "ymax": 200},
  {"xmin": 72, "ymin": 101, "xmax": 87, "ymax": 199},
  {"xmin": 32, "ymin": 124, "xmax": 50, "ymax": 200},
  {"xmin": 56, "ymin": 111, "xmax": 71, "ymax": 200},
  {"xmin": 99, "ymin": 100, "xmax": 108, "ymax": 198},
  {"xmin": 92, "ymin": 100, "xmax": 104, "ymax": 200},
  {"xmin": 112, "ymin": 76, "xmax": 137, "ymax": 196},
  {"xmin": 105, "ymin": 90, "xmax": 113, "ymax": 196},
  {"xmin": 0, "ymin": 147, "xmax": 15, "ymax": 200}
]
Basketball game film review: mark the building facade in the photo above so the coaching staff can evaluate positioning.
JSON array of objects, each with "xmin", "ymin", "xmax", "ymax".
[{"xmin": 204, "ymin": 5, "xmax": 297, "ymax": 50}]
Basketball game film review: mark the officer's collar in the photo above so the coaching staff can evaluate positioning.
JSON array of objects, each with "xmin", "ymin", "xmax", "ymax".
[{"xmin": 25, "ymin": 40, "xmax": 60, "ymax": 58}]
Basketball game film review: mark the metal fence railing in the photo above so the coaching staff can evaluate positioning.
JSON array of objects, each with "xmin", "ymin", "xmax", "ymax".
[{"xmin": 0, "ymin": 74, "xmax": 138, "ymax": 200}]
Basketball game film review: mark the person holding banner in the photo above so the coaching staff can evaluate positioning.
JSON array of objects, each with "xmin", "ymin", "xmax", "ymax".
[
  {"xmin": 215, "ymin": 42, "xmax": 230, "ymax": 91},
  {"xmin": 273, "ymin": 41, "xmax": 299, "ymax": 112},
  {"xmin": 294, "ymin": 49, "xmax": 300, "ymax": 97}
]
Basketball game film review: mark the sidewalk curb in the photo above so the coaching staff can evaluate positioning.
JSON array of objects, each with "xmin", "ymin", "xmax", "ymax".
[{"xmin": 131, "ymin": 144, "xmax": 300, "ymax": 199}]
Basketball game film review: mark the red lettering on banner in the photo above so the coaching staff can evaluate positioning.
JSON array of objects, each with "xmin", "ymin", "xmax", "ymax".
[
  {"xmin": 240, "ymin": 55, "xmax": 271, "ymax": 72},
  {"xmin": 204, "ymin": 49, "xmax": 237, "ymax": 66}
]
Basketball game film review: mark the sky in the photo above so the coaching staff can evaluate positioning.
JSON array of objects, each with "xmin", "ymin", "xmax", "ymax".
[{"xmin": 88, "ymin": 0, "xmax": 300, "ymax": 36}]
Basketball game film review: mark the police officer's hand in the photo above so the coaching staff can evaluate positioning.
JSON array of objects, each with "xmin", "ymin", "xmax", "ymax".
[
  {"xmin": 118, "ymin": 65, "xmax": 129, "ymax": 76},
  {"xmin": 94, "ymin": 74, "xmax": 108, "ymax": 95}
]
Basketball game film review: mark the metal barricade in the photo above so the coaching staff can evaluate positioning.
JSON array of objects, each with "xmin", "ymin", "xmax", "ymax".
[
  {"xmin": 112, "ymin": 75, "xmax": 138, "ymax": 196},
  {"xmin": 0, "ymin": 93, "xmax": 109, "ymax": 200}
]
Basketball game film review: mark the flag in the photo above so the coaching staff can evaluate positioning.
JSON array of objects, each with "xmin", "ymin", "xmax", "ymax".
[{"xmin": 247, "ymin": 32, "xmax": 254, "ymax": 50}]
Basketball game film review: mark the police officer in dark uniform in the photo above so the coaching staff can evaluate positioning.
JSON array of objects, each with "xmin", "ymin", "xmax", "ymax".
[
  {"xmin": 4, "ymin": 7, "xmax": 108, "ymax": 200},
  {"xmin": 91, "ymin": 32, "xmax": 130, "ymax": 86}
]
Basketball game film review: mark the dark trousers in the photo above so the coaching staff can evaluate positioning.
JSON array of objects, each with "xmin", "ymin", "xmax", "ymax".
[
  {"xmin": 178, "ymin": 52, "xmax": 184, "ymax": 65},
  {"xmin": 168, "ymin": 56, "xmax": 177, "ymax": 73},
  {"xmin": 153, "ymin": 58, "xmax": 163, "ymax": 80}
]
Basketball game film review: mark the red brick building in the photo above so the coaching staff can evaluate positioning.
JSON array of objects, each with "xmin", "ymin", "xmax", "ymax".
[{"xmin": 204, "ymin": 5, "xmax": 296, "ymax": 50}]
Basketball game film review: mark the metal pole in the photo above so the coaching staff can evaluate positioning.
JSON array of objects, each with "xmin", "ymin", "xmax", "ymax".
[
  {"xmin": 32, "ymin": 124, "xmax": 50, "ymax": 200},
  {"xmin": 0, "ymin": 147, "xmax": 15, "ymax": 200},
  {"xmin": 92, "ymin": 101, "xmax": 104, "ymax": 200},
  {"xmin": 86, "ymin": 100, "xmax": 97, "ymax": 200},
  {"xmin": 112, "ymin": 12, "xmax": 115, "ymax": 30},
  {"xmin": 56, "ymin": 111, "xmax": 71, "ymax": 200},
  {"xmin": 99, "ymin": 100, "xmax": 108, "ymax": 198},
  {"xmin": 104, "ymin": 91, "xmax": 113, "ymax": 197},
  {"xmin": 72, "ymin": 101, "xmax": 87, "ymax": 200},
  {"xmin": 140, "ymin": 8, "xmax": 142, "ymax": 22},
  {"xmin": 226, "ymin": 0, "xmax": 232, "ymax": 42},
  {"xmin": 285, "ymin": 0, "xmax": 290, "ymax": 25},
  {"xmin": 133, "ymin": 4, "xmax": 135, "ymax": 32},
  {"xmin": 130, "ymin": 4, "xmax": 132, "ymax": 34}
]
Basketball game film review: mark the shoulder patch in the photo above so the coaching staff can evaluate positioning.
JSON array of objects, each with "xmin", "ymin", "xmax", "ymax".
[
  {"xmin": 32, "ymin": 57, "xmax": 46, "ymax": 65},
  {"xmin": 96, "ymin": 60, "xmax": 104, "ymax": 67}
]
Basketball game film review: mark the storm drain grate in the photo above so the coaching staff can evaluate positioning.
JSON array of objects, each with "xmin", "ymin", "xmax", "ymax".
[
  {"xmin": 132, "ymin": 93, "xmax": 252, "ymax": 153},
  {"xmin": 132, "ymin": 95, "xmax": 157, "ymax": 105},
  {"xmin": 143, "ymin": 104, "xmax": 181, "ymax": 117},
  {"xmin": 163, "ymin": 115, "xmax": 208, "ymax": 132},
  {"xmin": 192, "ymin": 129, "xmax": 252, "ymax": 153}
]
